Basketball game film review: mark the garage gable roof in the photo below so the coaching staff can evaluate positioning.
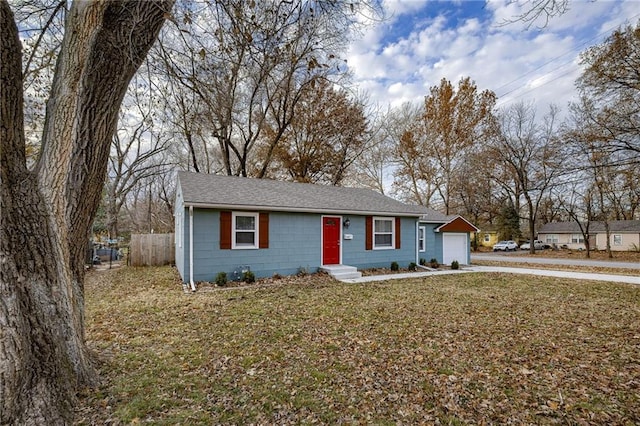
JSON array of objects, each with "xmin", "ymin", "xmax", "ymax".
[
  {"xmin": 178, "ymin": 171, "xmax": 429, "ymax": 216},
  {"xmin": 436, "ymin": 216, "xmax": 480, "ymax": 232}
]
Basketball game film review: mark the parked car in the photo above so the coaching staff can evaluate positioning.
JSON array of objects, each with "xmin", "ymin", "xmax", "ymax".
[
  {"xmin": 493, "ymin": 240, "xmax": 518, "ymax": 251},
  {"xmin": 520, "ymin": 240, "xmax": 546, "ymax": 250}
]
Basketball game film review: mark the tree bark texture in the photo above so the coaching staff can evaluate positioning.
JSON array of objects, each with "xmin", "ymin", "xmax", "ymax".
[{"xmin": 1, "ymin": 1, "xmax": 172, "ymax": 424}]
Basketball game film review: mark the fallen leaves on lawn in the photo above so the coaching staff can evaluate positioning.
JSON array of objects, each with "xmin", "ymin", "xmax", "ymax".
[{"xmin": 75, "ymin": 266, "xmax": 640, "ymax": 425}]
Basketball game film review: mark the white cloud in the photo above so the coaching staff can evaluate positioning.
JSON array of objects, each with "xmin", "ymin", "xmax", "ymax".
[{"xmin": 345, "ymin": 0, "xmax": 640, "ymax": 119}]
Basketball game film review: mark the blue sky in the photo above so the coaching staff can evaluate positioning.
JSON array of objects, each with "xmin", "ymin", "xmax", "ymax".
[{"xmin": 346, "ymin": 0, "xmax": 640, "ymax": 115}]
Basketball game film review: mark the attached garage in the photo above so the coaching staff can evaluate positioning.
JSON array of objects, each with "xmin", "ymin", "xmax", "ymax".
[
  {"xmin": 442, "ymin": 233, "xmax": 469, "ymax": 265},
  {"xmin": 436, "ymin": 217, "xmax": 478, "ymax": 265}
]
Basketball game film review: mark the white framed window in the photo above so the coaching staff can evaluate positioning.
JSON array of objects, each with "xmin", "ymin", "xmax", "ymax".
[
  {"xmin": 418, "ymin": 226, "xmax": 426, "ymax": 252},
  {"xmin": 545, "ymin": 234, "xmax": 559, "ymax": 244},
  {"xmin": 232, "ymin": 212, "xmax": 259, "ymax": 249},
  {"xmin": 483, "ymin": 233, "xmax": 490, "ymax": 242},
  {"xmin": 613, "ymin": 234, "xmax": 622, "ymax": 246},
  {"xmin": 374, "ymin": 217, "xmax": 394, "ymax": 249},
  {"xmin": 571, "ymin": 234, "xmax": 584, "ymax": 244}
]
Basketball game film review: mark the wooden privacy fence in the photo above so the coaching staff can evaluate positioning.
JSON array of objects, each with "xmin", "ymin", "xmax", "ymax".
[{"xmin": 130, "ymin": 233, "xmax": 175, "ymax": 266}]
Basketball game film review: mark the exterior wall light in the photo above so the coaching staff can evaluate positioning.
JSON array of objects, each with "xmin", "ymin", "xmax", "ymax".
[{"xmin": 343, "ymin": 218, "xmax": 350, "ymax": 229}]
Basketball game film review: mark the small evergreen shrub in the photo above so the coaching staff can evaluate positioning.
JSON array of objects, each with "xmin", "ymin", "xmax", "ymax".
[
  {"xmin": 390, "ymin": 261, "xmax": 399, "ymax": 271},
  {"xmin": 419, "ymin": 258, "xmax": 427, "ymax": 266},
  {"xmin": 272, "ymin": 272, "xmax": 283, "ymax": 280},
  {"xmin": 214, "ymin": 272, "xmax": 227, "ymax": 286},
  {"xmin": 408, "ymin": 262, "xmax": 417, "ymax": 271},
  {"xmin": 242, "ymin": 270, "xmax": 255, "ymax": 283},
  {"xmin": 451, "ymin": 260, "xmax": 460, "ymax": 270},
  {"xmin": 429, "ymin": 258, "xmax": 439, "ymax": 268}
]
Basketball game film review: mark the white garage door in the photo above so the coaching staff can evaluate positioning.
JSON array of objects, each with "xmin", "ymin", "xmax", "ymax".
[{"xmin": 442, "ymin": 233, "xmax": 468, "ymax": 265}]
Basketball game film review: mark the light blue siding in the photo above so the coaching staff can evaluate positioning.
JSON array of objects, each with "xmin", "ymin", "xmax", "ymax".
[
  {"xmin": 419, "ymin": 222, "xmax": 443, "ymax": 263},
  {"xmin": 342, "ymin": 216, "xmax": 418, "ymax": 269},
  {"xmin": 180, "ymin": 210, "xmax": 322, "ymax": 282},
  {"xmin": 176, "ymin": 208, "xmax": 425, "ymax": 282}
]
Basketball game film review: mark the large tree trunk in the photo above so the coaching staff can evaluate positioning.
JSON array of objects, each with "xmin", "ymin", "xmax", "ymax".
[{"xmin": 0, "ymin": 1, "xmax": 172, "ymax": 424}]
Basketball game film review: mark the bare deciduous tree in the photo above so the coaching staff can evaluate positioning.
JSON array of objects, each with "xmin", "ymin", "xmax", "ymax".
[
  {"xmin": 488, "ymin": 101, "xmax": 562, "ymax": 253},
  {"xmin": 158, "ymin": 0, "xmax": 373, "ymax": 177}
]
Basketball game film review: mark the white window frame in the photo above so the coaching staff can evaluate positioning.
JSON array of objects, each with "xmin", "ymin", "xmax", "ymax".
[
  {"xmin": 373, "ymin": 217, "xmax": 395, "ymax": 250},
  {"xmin": 613, "ymin": 234, "xmax": 622, "ymax": 246},
  {"xmin": 483, "ymin": 233, "xmax": 490, "ymax": 243},
  {"xmin": 418, "ymin": 226, "xmax": 426, "ymax": 252},
  {"xmin": 545, "ymin": 234, "xmax": 559, "ymax": 244},
  {"xmin": 571, "ymin": 234, "xmax": 584, "ymax": 244},
  {"xmin": 232, "ymin": 212, "xmax": 259, "ymax": 249}
]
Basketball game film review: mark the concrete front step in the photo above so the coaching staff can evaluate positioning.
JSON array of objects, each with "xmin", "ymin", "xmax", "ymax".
[{"xmin": 319, "ymin": 264, "xmax": 362, "ymax": 280}]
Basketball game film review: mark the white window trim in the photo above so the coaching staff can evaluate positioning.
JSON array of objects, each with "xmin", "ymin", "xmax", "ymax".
[
  {"xmin": 613, "ymin": 234, "xmax": 622, "ymax": 246},
  {"xmin": 232, "ymin": 212, "xmax": 259, "ymax": 250},
  {"xmin": 418, "ymin": 226, "xmax": 426, "ymax": 252},
  {"xmin": 373, "ymin": 216, "xmax": 395, "ymax": 250},
  {"xmin": 571, "ymin": 234, "xmax": 584, "ymax": 244}
]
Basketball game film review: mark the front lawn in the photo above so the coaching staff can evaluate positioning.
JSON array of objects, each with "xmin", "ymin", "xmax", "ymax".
[{"xmin": 76, "ymin": 266, "xmax": 640, "ymax": 424}]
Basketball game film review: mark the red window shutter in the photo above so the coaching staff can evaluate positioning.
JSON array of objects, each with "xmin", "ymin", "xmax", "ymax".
[
  {"xmin": 220, "ymin": 211, "xmax": 231, "ymax": 249},
  {"xmin": 395, "ymin": 217, "xmax": 401, "ymax": 249},
  {"xmin": 365, "ymin": 216, "xmax": 372, "ymax": 250},
  {"xmin": 259, "ymin": 212, "xmax": 269, "ymax": 248}
]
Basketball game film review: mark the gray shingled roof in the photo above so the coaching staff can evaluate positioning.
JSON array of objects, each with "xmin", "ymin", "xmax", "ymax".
[
  {"xmin": 539, "ymin": 220, "xmax": 640, "ymax": 233},
  {"xmin": 177, "ymin": 171, "xmax": 443, "ymax": 218}
]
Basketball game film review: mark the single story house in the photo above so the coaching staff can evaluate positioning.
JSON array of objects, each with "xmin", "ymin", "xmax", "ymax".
[
  {"xmin": 175, "ymin": 172, "xmax": 478, "ymax": 287},
  {"xmin": 538, "ymin": 220, "xmax": 640, "ymax": 251}
]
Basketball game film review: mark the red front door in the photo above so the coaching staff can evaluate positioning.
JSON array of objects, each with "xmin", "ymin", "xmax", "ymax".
[{"xmin": 322, "ymin": 216, "xmax": 341, "ymax": 265}]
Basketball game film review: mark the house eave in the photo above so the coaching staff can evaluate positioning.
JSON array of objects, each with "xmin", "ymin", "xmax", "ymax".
[{"xmin": 183, "ymin": 202, "xmax": 423, "ymax": 218}]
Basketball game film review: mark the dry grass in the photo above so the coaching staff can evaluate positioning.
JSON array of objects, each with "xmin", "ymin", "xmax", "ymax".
[{"xmin": 75, "ymin": 266, "xmax": 640, "ymax": 425}]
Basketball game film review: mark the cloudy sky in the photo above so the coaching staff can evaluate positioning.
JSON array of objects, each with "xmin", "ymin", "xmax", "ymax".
[{"xmin": 346, "ymin": 0, "xmax": 640, "ymax": 115}]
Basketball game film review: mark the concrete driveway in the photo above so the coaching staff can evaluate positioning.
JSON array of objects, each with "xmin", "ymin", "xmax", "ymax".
[
  {"xmin": 472, "ymin": 252, "xmax": 640, "ymax": 270},
  {"xmin": 340, "ymin": 265, "xmax": 640, "ymax": 285}
]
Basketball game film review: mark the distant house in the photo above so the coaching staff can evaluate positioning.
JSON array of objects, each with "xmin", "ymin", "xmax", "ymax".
[
  {"xmin": 174, "ymin": 172, "xmax": 478, "ymax": 286},
  {"xmin": 538, "ymin": 220, "xmax": 640, "ymax": 251},
  {"xmin": 472, "ymin": 227, "xmax": 500, "ymax": 248}
]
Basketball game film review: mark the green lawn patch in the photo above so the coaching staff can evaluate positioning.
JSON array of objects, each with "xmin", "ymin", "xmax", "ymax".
[{"xmin": 75, "ymin": 266, "xmax": 640, "ymax": 424}]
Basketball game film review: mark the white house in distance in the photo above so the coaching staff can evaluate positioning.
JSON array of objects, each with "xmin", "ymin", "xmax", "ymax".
[{"xmin": 538, "ymin": 220, "xmax": 640, "ymax": 251}]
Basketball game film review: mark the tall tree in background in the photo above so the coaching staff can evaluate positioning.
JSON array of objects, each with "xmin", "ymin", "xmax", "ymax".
[
  {"xmin": 568, "ymin": 22, "xmax": 640, "ymax": 225},
  {"xmin": 489, "ymin": 102, "xmax": 562, "ymax": 253},
  {"xmin": 158, "ymin": 0, "xmax": 372, "ymax": 177},
  {"xmin": 423, "ymin": 77, "xmax": 497, "ymax": 214},
  {"xmin": 577, "ymin": 22, "xmax": 640, "ymax": 161},
  {"xmin": 353, "ymin": 107, "xmax": 392, "ymax": 194},
  {"xmin": 0, "ymin": 1, "xmax": 172, "ymax": 423},
  {"xmin": 266, "ymin": 79, "xmax": 368, "ymax": 185},
  {"xmin": 390, "ymin": 102, "xmax": 438, "ymax": 205},
  {"xmin": 106, "ymin": 74, "xmax": 174, "ymax": 239}
]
